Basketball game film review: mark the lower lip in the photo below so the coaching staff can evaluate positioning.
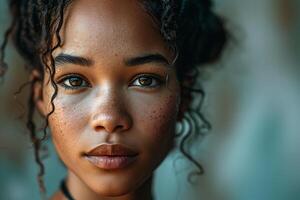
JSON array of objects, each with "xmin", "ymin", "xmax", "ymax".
[{"xmin": 85, "ymin": 155, "xmax": 138, "ymax": 170}]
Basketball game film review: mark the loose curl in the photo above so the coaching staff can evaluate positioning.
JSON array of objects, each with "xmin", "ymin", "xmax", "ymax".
[{"xmin": 0, "ymin": 0, "xmax": 228, "ymax": 195}]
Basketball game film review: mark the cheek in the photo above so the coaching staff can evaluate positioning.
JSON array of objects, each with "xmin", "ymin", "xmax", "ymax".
[
  {"xmin": 138, "ymin": 94, "xmax": 179, "ymax": 142},
  {"xmin": 46, "ymin": 95, "xmax": 89, "ymax": 160},
  {"xmin": 44, "ymin": 86, "xmax": 88, "ymax": 137}
]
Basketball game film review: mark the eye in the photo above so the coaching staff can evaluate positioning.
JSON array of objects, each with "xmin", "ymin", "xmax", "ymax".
[
  {"xmin": 58, "ymin": 74, "xmax": 90, "ymax": 90},
  {"xmin": 130, "ymin": 74, "xmax": 164, "ymax": 88}
]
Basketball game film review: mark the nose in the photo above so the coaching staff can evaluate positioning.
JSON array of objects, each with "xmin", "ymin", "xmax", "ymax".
[{"xmin": 90, "ymin": 91, "xmax": 133, "ymax": 134}]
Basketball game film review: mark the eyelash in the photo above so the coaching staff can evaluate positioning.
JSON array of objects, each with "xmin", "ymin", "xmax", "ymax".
[
  {"xmin": 129, "ymin": 74, "xmax": 164, "ymax": 88},
  {"xmin": 57, "ymin": 73, "xmax": 165, "ymax": 90},
  {"xmin": 57, "ymin": 74, "xmax": 91, "ymax": 90}
]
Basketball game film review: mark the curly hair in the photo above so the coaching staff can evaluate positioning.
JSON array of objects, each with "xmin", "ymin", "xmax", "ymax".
[{"xmin": 0, "ymin": 0, "xmax": 227, "ymax": 195}]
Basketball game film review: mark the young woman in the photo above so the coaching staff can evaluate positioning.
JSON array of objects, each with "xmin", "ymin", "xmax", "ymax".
[{"xmin": 0, "ymin": 0, "xmax": 227, "ymax": 199}]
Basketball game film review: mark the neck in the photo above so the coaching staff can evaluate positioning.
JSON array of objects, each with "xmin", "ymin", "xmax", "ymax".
[{"xmin": 66, "ymin": 171, "xmax": 153, "ymax": 200}]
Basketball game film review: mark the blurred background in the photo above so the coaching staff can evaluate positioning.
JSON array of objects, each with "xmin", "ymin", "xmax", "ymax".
[{"xmin": 1, "ymin": 0, "xmax": 300, "ymax": 199}]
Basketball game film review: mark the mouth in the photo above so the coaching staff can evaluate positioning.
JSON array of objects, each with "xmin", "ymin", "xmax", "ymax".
[{"xmin": 84, "ymin": 144, "xmax": 139, "ymax": 170}]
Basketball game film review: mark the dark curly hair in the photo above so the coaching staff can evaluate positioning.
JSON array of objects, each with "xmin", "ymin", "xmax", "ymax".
[{"xmin": 0, "ymin": 0, "xmax": 227, "ymax": 196}]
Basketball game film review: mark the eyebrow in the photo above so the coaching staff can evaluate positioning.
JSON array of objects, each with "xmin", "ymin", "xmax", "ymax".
[
  {"xmin": 54, "ymin": 53, "xmax": 94, "ymax": 67},
  {"xmin": 124, "ymin": 54, "xmax": 170, "ymax": 67},
  {"xmin": 54, "ymin": 53, "xmax": 170, "ymax": 68}
]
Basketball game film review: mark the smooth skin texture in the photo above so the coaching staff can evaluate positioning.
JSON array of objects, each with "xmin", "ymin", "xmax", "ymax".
[{"xmin": 33, "ymin": 0, "xmax": 181, "ymax": 199}]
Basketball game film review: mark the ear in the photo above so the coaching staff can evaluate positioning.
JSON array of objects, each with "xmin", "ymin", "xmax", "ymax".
[{"xmin": 30, "ymin": 69, "xmax": 46, "ymax": 117}]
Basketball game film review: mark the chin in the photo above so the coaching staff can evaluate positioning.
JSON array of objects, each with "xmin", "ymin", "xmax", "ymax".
[
  {"xmin": 92, "ymin": 184, "xmax": 133, "ymax": 197},
  {"xmin": 99, "ymin": 190, "xmax": 131, "ymax": 197},
  {"xmin": 88, "ymin": 177, "xmax": 137, "ymax": 197}
]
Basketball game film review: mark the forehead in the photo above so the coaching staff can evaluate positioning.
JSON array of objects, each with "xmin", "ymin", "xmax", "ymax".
[{"xmin": 56, "ymin": 0, "xmax": 169, "ymax": 58}]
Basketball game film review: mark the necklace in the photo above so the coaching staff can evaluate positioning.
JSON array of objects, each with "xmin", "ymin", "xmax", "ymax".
[{"xmin": 60, "ymin": 179, "xmax": 75, "ymax": 200}]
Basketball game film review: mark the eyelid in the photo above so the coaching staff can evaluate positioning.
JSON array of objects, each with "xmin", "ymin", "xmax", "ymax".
[
  {"xmin": 130, "ymin": 73, "xmax": 165, "ymax": 88},
  {"xmin": 133, "ymin": 73, "xmax": 163, "ymax": 81},
  {"xmin": 57, "ymin": 73, "xmax": 91, "ymax": 89}
]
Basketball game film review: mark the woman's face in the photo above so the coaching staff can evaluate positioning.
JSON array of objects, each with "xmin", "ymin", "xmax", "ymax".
[{"xmin": 36, "ymin": 0, "xmax": 180, "ymax": 197}]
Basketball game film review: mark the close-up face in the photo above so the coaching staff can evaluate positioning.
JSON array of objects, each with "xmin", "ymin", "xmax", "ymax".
[{"xmin": 36, "ymin": 0, "xmax": 181, "ymax": 197}]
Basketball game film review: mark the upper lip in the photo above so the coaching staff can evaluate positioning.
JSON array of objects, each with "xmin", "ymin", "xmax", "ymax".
[{"xmin": 86, "ymin": 144, "xmax": 138, "ymax": 157}]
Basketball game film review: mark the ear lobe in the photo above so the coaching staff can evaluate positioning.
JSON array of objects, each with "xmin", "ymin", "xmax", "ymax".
[{"xmin": 30, "ymin": 70, "xmax": 46, "ymax": 117}]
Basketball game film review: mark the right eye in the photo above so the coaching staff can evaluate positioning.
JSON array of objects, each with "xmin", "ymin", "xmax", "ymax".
[{"xmin": 58, "ymin": 74, "xmax": 90, "ymax": 90}]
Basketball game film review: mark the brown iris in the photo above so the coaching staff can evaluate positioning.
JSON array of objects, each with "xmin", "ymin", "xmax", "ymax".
[
  {"xmin": 138, "ymin": 77, "xmax": 152, "ymax": 86},
  {"xmin": 68, "ymin": 77, "xmax": 83, "ymax": 87}
]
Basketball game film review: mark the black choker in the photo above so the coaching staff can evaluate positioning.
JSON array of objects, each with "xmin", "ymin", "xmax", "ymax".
[{"xmin": 60, "ymin": 179, "xmax": 75, "ymax": 200}]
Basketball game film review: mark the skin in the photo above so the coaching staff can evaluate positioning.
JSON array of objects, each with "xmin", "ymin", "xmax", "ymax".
[{"xmin": 33, "ymin": 0, "xmax": 181, "ymax": 199}]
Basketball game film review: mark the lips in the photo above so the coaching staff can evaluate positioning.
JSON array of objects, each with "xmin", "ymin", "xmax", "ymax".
[{"xmin": 85, "ymin": 144, "xmax": 138, "ymax": 170}]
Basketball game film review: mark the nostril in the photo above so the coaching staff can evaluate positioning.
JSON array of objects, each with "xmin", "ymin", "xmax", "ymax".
[
  {"xmin": 114, "ymin": 125, "xmax": 125, "ymax": 132},
  {"xmin": 94, "ymin": 124, "xmax": 126, "ymax": 133},
  {"xmin": 91, "ymin": 110, "xmax": 133, "ymax": 133},
  {"xmin": 94, "ymin": 125, "xmax": 104, "ymax": 132}
]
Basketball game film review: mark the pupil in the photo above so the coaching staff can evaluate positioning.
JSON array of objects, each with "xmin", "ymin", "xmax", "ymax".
[
  {"xmin": 139, "ymin": 77, "xmax": 152, "ymax": 86},
  {"xmin": 70, "ymin": 77, "xmax": 82, "ymax": 86}
]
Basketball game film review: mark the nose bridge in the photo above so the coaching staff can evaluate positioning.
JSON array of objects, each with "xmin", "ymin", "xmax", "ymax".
[{"xmin": 90, "ymin": 86, "xmax": 132, "ymax": 133}]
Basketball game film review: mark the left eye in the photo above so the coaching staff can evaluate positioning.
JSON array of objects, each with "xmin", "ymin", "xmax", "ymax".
[
  {"xmin": 58, "ymin": 75, "xmax": 90, "ymax": 90},
  {"xmin": 130, "ymin": 74, "xmax": 163, "ymax": 88}
]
